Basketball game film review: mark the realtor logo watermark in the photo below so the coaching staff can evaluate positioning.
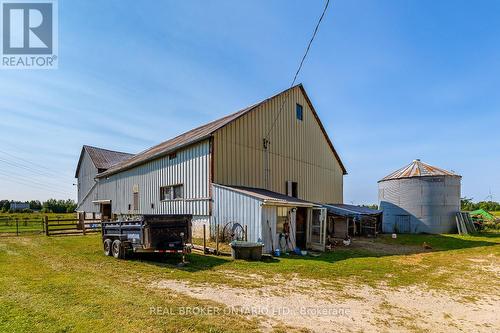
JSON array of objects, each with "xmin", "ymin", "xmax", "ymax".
[{"xmin": 1, "ymin": 0, "xmax": 58, "ymax": 68}]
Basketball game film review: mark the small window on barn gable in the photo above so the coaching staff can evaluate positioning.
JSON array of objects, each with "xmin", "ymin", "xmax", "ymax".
[
  {"xmin": 296, "ymin": 103, "xmax": 303, "ymax": 121},
  {"xmin": 286, "ymin": 181, "xmax": 298, "ymax": 198}
]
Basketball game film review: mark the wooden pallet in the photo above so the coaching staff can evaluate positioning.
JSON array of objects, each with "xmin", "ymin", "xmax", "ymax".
[{"xmin": 456, "ymin": 212, "xmax": 476, "ymax": 235}]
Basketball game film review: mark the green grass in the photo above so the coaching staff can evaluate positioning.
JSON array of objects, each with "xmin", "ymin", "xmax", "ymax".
[{"xmin": 0, "ymin": 233, "xmax": 498, "ymax": 332}]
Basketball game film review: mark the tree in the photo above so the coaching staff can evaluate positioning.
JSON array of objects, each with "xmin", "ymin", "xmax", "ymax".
[
  {"xmin": 0, "ymin": 200, "xmax": 10, "ymax": 211},
  {"xmin": 29, "ymin": 200, "xmax": 42, "ymax": 210},
  {"xmin": 42, "ymin": 199, "xmax": 77, "ymax": 213}
]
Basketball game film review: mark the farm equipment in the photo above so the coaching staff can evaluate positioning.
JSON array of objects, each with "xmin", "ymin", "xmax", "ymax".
[{"xmin": 101, "ymin": 214, "xmax": 192, "ymax": 261}]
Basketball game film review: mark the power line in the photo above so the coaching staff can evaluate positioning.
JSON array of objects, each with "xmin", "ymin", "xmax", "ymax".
[
  {"xmin": 0, "ymin": 168, "xmax": 72, "ymax": 194},
  {"xmin": 0, "ymin": 150, "xmax": 72, "ymax": 179},
  {"xmin": 264, "ymin": 0, "xmax": 330, "ymax": 140},
  {"xmin": 0, "ymin": 149, "xmax": 62, "ymax": 176},
  {"xmin": 0, "ymin": 172, "xmax": 71, "ymax": 197},
  {"xmin": 0, "ymin": 167, "xmax": 71, "ymax": 193},
  {"xmin": 0, "ymin": 157, "xmax": 59, "ymax": 179},
  {"xmin": 290, "ymin": 0, "xmax": 330, "ymax": 88}
]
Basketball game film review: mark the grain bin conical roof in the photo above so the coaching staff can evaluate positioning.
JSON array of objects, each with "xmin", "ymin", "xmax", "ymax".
[{"xmin": 379, "ymin": 159, "xmax": 460, "ymax": 182}]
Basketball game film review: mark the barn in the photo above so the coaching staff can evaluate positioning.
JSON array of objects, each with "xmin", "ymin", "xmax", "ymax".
[{"xmin": 75, "ymin": 84, "xmax": 347, "ymax": 252}]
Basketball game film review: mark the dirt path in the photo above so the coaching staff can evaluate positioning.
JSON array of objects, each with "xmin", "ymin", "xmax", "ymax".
[{"xmin": 151, "ymin": 276, "xmax": 500, "ymax": 332}]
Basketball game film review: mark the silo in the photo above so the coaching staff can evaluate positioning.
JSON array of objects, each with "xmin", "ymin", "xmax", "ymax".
[{"xmin": 378, "ymin": 159, "xmax": 461, "ymax": 234}]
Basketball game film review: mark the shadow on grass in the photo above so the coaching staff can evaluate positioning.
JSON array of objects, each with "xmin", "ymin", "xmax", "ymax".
[
  {"xmin": 122, "ymin": 233, "xmax": 499, "ymax": 270},
  {"xmin": 281, "ymin": 233, "xmax": 500, "ymax": 264},
  {"xmin": 124, "ymin": 250, "xmax": 279, "ymax": 272}
]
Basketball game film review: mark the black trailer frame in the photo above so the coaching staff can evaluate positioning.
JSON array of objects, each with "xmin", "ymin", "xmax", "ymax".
[{"xmin": 101, "ymin": 214, "xmax": 192, "ymax": 259}]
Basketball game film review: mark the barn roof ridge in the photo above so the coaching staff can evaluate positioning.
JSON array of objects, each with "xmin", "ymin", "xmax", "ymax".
[
  {"xmin": 75, "ymin": 145, "xmax": 134, "ymax": 177},
  {"xmin": 97, "ymin": 84, "xmax": 347, "ymax": 178}
]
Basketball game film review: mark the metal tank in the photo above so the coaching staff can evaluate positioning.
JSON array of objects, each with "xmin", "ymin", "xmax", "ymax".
[{"xmin": 378, "ymin": 159, "xmax": 461, "ymax": 234}]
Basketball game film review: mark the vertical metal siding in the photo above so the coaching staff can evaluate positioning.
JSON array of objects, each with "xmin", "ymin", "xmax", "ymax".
[
  {"xmin": 261, "ymin": 206, "xmax": 277, "ymax": 253},
  {"xmin": 213, "ymin": 86, "xmax": 343, "ymax": 204},
  {"xmin": 95, "ymin": 140, "xmax": 211, "ymax": 216},
  {"xmin": 379, "ymin": 176, "xmax": 461, "ymax": 234},
  {"xmin": 76, "ymin": 151, "xmax": 98, "ymax": 212},
  {"xmin": 211, "ymin": 184, "xmax": 263, "ymax": 242}
]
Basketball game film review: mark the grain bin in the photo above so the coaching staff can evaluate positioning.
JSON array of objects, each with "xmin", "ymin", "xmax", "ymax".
[{"xmin": 378, "ymin": 160, "xmax": 461, "ymax": 234}]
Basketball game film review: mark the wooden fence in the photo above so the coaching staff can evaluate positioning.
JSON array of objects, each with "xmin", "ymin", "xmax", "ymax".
[
  {"xmin": 0, "ymin": 216, "xmax": 45, "ymax": 236},
  {"xmin": 44, "ymin": 214, "xmax": 102, "ymax": 236}
]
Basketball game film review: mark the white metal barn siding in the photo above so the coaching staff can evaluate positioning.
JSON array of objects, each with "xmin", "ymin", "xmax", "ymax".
[
  {"xmin": 95, "ymin": 140, "xmax": 211, "ymax": 217},
  {"xmin": 378, "ymin": 162, "xmax": 461, "ymax": 234},
  {"xmin": 212, "ymin": 184, "xmax": 263, "ymax": 243},
  {"xmin": 76, "ymin": 152, "xmax": 98, "ymax": 212},
  {"xmin": 212, "ymin": 184, "xmax": 300, "ymax": 253}
]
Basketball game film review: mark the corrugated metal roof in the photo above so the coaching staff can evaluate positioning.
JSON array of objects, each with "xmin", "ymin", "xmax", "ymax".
[
  {"xmin": 84, "ymin": 145, "xmax": 134, "ymax": 170},
  {"xmin": 323, "ymin": 204, "xmax": 382, "ymax": 217},
  {"xmin": 97, "ymin": 84, "xmax": 347, "ymax": 178},
  {"xmin": 214, "ymin": 184, "xmax": 320, "ymax": 207},
  {"xmin": 379, "ymin": 159, "xmax": 461, "ymax": 182},
  {"xmin": 75, "ymin": 145, "xmax": 133, "ymax": 177}
]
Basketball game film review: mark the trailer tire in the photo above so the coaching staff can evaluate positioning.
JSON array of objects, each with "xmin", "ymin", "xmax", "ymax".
[
  {"xmin": 112, "ymin": 240, "xmax": 123, "ymax": 259},
  {"xmin": 103, "ymin": 239, "xmax": 113, "ymax": 256}
]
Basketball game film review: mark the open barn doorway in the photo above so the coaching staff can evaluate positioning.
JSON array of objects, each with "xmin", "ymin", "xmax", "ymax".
[
  {"xmin": 100, "ymin": 203, "xmax": 112, "ymax": 221},
  {"xmin": 295, "ymin": 207, "xmax": 307, "ymax": 249}
]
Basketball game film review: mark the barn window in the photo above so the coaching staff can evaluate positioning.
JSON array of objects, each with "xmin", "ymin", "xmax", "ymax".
[
  {"xmin": 296, "ymin": 103, "xmax": 303, "ymax": 121},
  {"xmin": 286, "ymin": 181, "xmax": 298, "ymax": 198},
  {"xmin": 173, "ymin": 185, "xmax": 184, "ymax": 199},
  {"xmin": 160, "ymin": 184, "xmax": 184, "ymax": 200},
  {"xmin": 160, "ymin": 186, "xmax": 172, "ymax": 201},
  {"xmin": 169, "ymin": 152, "xmax": 177, "ymax": 160}
]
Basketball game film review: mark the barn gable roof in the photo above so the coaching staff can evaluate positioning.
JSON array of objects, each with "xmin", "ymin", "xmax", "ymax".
[
  {"xmin": 75, "ymin": 145, "xmax": 133, "ymax": 177},
  {"xmin": 97, "ymin": 84, "xmax": 347, "ymax": 178}
]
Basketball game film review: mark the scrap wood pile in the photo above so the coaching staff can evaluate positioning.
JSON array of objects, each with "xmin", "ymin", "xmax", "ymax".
[{"xmin": 455, "ymin": 212, "xmax": 477, "ymax": 235}]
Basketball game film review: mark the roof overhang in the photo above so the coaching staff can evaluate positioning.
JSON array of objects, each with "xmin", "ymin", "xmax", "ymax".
[
  {"xmin": 261, "ymin": 200, "xmax": 320, "ymax": 208},
  {"xmin": 92, "ymin": 199, "xmax": 111, "ymax": 204},
  {"xmin": 323, "ymin": 204, "xmax": 382, "ymax": 217},
  {"xmin": 214, "ymin": 184, "xmax": 319, "ymax": 208}
]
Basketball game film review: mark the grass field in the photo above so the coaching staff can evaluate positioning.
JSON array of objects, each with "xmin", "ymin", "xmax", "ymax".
[{"xmin": 0, "ymin": 233, "xmax": 499, "ymax": 332}]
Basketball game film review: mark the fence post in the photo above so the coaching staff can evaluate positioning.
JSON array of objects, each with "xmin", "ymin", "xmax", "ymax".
[
  {"xmin": 203, "ymin": 224, "xmax": 207, "ymax": 254},
  {"xmin": 245, "ymin": 225, "xmax": 248, "ymax": 241},
  {"xmin": 216, "ymin": 224, "xmax": 219, "ymax": 255},
  {"xmin": 44, "ymin": 216, "xmax": 49, "ymax": 236},
  {"xmin": 81, "ymin": 213, "xmax": 86, "ymax": 236},
  {"xmin": 16, "ymin": 218, "xmax": 19, "ymax": 236}
]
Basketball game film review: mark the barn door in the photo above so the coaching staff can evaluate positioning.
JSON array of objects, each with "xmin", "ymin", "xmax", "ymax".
[{"xmin": 307, "ymin": 207, "xmax": 327, "ymax": 251}]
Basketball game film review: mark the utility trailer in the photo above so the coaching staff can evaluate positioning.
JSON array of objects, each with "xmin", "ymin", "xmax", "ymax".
[{"xmin": 101, "ymin": 214, "xmax": 192, "ymax": 260}]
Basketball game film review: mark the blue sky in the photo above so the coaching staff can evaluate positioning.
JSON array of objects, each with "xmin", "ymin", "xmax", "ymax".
[{"xmin": 0, "ymin": 0, "xmax": 499, "ymax": 204}]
